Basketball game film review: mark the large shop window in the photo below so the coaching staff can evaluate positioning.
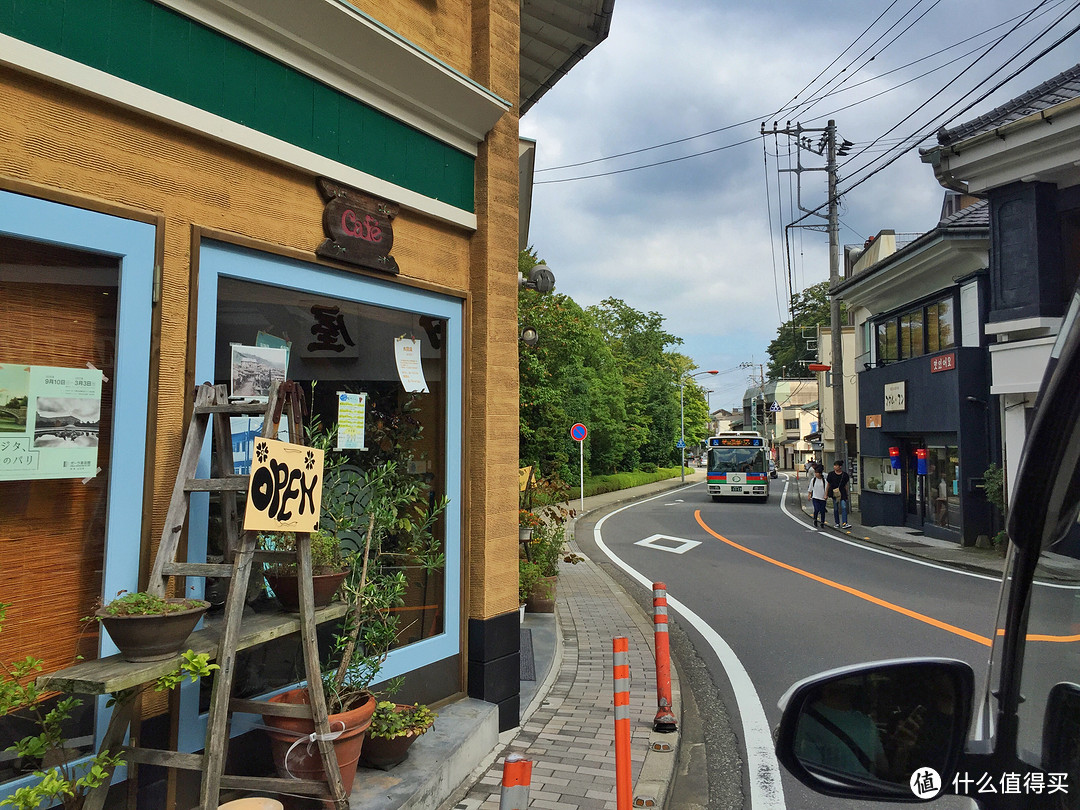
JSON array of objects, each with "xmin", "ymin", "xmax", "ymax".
[
  {"xmin": 0, "ymin": 192, "xmax": 153, "ymax": 796},
  {"xmin": 875, "ymin": 295, "xmax": 955, "ymax": 364},
  {"xmin": 187, "ymin": 242, "xmax": 462, "ymax": 744}
]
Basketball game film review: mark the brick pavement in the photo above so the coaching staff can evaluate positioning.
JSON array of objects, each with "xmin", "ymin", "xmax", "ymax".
[{"xmin": 457, "ymin": 545, "xmax": 659, "ymax": 810}]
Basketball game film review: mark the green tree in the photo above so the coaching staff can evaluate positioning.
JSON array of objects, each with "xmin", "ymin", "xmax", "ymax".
[
  {"xmin": 518, "ymin": 252, "xmax": 693, "ymax": 476},
  {"xmin": 587, "ymin": 298, "xmax": 684, "ymax": 468},
  {"xmin": 765, "ymin": 281, "xmax": 843, "ymax": 379}
]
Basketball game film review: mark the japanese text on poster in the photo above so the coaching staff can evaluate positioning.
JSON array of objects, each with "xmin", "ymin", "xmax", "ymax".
[
  {"xmin": 394, "ymin": 337, "xmax": 428, "ymax": 393},
  {"xmin": 0, "ymin": 364, "xmax": 103, "ymax": 481},
  {"xmin": 336, "ymin": 392, "xmax": 368, "ymax": 451}
]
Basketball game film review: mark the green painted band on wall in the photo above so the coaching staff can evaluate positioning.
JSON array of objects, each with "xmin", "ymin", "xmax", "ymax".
[{"xmin": 0, "ymin": 0, "xmax": 475, "ymax": 212}]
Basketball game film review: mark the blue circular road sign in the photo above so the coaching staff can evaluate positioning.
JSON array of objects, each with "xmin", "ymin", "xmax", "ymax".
[{"xmin": 570, "ymin": 423, "xmax": 588, "ymax": 441}]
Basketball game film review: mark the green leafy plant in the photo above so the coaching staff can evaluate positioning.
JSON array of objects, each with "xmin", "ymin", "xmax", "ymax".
[
  {"xmin": 518, "ymin": 559, "xmax": 546, "ymax": 604},
  {"xmin": 95, "ymin": 591, "xmax": 206, "ymax": 617},
  {"xmin": 0, "ymin": 604, "xmax": 216, "ymax": 810},
  {"xmin": 153, "ymin": 651, "xmax": 219, "ymax": 692},
  {"xmin": 258, "ymin": 529, "xmax": 345, "ymax": 575},
  {"xmin": 984, "ymin": 463, "xmax": 1006, "ymax": 514},
  {"xmin": 366, "ymin": 700, "xmax": 437, "ymax": 740},
  {"xmin": 299, "ymin": 400, "xmax": 450, "ymax": 716}
]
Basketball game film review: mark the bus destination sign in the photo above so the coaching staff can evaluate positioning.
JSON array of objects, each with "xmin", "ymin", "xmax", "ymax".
[{"xmin": 708, "ymin": 437, "xmax": 763, "ymax": 447}]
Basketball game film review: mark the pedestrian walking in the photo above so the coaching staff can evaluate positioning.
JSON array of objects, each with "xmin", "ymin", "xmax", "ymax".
[
  {"xmin": 804, "ymin": 456, "xmax": 816, "ymax": 476},
  {"xmin": 807, "ymin": 465, "xmax": 828, "ymax": 528},
  {"xmin": 825, "ymin": 460, "xmax": 852, "ymax": 529}
]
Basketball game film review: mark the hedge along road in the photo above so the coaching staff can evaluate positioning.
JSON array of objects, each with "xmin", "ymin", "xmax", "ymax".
[{"xmin": 590, "ymin": 476, "xmax": 1001, "ymax": 810}]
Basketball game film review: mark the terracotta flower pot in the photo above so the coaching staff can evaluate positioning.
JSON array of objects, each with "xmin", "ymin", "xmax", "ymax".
[
  {"xmin": 265, "ymin": 571, "xmax": 348, "ymax": 612},
  {"xmin": 261, "ymin": 688, "xmax": 375, "ymax": 804},
  {"xmin": 96, "ymin": 599, "xmax": 211, "ymax": 662}
]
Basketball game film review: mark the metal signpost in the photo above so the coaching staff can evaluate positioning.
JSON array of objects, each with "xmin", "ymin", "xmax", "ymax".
[{"xmin": 571, "ymin": 423, "xmax": 587, "ymax": 512}]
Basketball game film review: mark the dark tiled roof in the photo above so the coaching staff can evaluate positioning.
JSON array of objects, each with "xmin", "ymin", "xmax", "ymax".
[
  {"xmin": 938, "ymin": 197, "xmax": 989, "ymax": 228},
  {"xmin": 834, "ymin": 200, "xmax": 988, "ymax": 293},
  {"xmin": 938, "ymin": 63, "xmax": 1080, "ymax": 145}
]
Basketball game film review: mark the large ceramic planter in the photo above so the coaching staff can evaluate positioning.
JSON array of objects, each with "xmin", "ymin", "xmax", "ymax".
[
  {"xmin": 96, "ymin": 599, "xmax": 211, "ymax": 662},
  {"xmin": 262, "ymin": 688, "xmax": 375, "ymax": 804},
  {"xmin": 524, "ymin": 575, "xmax": 557, "ymax": 613},
  {"xmin": 265, "ymin": 571, "xmax": 348, "ymax": 612}
]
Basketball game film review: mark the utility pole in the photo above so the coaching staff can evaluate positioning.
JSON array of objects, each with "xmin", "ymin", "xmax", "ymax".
[
  {"xmin": 826, "ymin": 120, "xmax": 846, "ymax": 464},
  {"xmin": 761, "ymin": 119, "xmax": 847, "ymax": 464}
]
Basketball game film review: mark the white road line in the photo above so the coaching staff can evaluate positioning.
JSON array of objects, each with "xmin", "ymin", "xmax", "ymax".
[{"xmin": 593, "ymin": 487, "xmax": 786, "ymax": 810}]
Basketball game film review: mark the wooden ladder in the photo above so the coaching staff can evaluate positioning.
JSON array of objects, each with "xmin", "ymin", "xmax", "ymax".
[{"xmin": 41, "ymin": 381, "xmax": 349, "ymax": 810}]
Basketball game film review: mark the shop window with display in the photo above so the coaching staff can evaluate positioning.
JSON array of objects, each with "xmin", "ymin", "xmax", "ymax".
[{"xmin": 186, "ymin": 243, "xmax": 463, "ymax": 721}]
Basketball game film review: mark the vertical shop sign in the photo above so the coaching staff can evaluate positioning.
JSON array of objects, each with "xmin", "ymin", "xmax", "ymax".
[
  {"xmin": 0, "ymin": 364, "xmax": 103, "ymax": 481},
  {"xmin": 315, "ymin": 178, "xmax": 400, "ymax": 275}
]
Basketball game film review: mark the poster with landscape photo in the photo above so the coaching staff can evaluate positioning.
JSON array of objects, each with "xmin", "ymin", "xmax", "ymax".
[
  {"xmin": 0, "ymin": 365, "xmax": 103, "ymax": 481},
  {"xmin": 230, "ymin": 345, "xmax": 288, "ymax": 401}
]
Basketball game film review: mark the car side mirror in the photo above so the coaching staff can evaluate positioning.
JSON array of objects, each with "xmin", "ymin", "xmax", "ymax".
[{"xmin": 776, "ymin": 658, "xmax": 974, "ymax": 801}]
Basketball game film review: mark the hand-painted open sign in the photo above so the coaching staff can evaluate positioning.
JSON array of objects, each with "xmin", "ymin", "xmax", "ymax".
[{"xmin": 243, "ymin": 438, "xmax": 325, "ymax": 533}]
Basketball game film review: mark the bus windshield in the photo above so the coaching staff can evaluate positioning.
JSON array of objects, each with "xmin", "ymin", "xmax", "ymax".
[{"xmin": 709, "ymin": 447, "xmax": 767, "ymax": 474}]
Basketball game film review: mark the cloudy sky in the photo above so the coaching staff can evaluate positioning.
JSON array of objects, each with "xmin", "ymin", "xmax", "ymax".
[{"xmin": 519, "ymin": 0, "xmax": 1080, "ymax": 410}]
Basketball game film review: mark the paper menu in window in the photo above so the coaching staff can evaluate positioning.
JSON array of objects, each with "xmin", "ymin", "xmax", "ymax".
[
  {"xmin": 336, "ymin": 392, "xmax": 367, "ymax": 451},
  {"xmin": 394, "ymin": 337, "xmax": 428, "ymax": 393}
]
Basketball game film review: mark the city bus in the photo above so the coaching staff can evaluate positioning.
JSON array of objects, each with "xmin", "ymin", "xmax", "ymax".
[{"xmin": 706, "ymin": 431, "xmax": 770, "ymax": 502}]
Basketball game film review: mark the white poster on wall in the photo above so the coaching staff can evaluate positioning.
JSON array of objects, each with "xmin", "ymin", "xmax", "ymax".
[{"xmin": 394, "ymin": 337, "xmax": 429, "ymax": 393}]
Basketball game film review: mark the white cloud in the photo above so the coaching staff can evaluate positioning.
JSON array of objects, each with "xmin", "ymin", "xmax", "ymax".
[{"xmin": 521, "ymin": 0, "xmax": 1080, "ymax": 385}]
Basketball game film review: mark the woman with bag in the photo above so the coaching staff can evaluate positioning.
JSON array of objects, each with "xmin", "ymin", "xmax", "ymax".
[{"xmin": 807, "ymin": 464, "xmax": 828, "ymax": 529}]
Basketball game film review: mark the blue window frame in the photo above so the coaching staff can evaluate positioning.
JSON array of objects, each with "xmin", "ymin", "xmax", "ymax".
[
  {"xmin": 181, "ymin": 240, "xmax": 463, "ymax": 749},
  {"xmin": 0, "ymin": 189, "xmax": 155, "ymax": 799}
]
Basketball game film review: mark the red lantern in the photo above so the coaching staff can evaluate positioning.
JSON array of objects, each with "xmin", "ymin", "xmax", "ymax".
[
  {"xmin": 889, "ymin": 447, "xmax": 901, "ymax": 470},
  {"xmin": 915, "ymin": 448, "xmax": 928, "ymax": 476}
]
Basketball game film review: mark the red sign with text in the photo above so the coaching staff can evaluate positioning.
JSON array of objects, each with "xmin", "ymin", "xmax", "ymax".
[{"xmin": 930, "ymin": 352, "xmax": 956, "ymax": 373}]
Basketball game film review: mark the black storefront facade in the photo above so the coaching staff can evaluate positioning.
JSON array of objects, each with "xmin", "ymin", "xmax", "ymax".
[{"xmin": 858, "ymin": 346, "xmax": 996, "ymax": 545}]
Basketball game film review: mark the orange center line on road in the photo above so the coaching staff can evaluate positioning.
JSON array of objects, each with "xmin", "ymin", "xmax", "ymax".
[{"xmin": 694, "ymin": 510, "xmax": 993, "ymax": 647}]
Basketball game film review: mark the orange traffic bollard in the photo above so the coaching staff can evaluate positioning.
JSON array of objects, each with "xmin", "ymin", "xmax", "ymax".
[
  {"xmin": 613, "ymin": 637, "xmax": 632, "ymax": 810},
  {"xmin": 652, "ymin": 583, "xmax": 677, "ymax": 732},
  {"xmin": 499, "ymin": 753, "xmax": 532, "ymax": 810}
]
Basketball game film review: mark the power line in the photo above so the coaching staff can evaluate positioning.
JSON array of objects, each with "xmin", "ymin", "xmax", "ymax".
[{"xmin": 533, "ymin": 1, "xmax": 1070, "ymax": 180}]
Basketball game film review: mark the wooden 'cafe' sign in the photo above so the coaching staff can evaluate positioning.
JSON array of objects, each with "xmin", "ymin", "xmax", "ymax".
[{"xmin": 316, "ymin": 178, "xmax": 400, "ymax": 274}]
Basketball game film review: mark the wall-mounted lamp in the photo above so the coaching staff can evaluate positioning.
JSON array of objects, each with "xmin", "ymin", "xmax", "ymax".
[
  {"xmin": 965, "ymin": 396, "xmax": 988, "ymax": 407},
  {"xmin": 520, "ymin": 325, "xmax": 539, "ymax": 346},
  {"xmin": 519, "ymin": 262, "xmax": 556, "ymax": 294}
]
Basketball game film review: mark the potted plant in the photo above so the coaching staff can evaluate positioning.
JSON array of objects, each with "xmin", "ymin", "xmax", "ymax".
[
  {"xmin": 518, "ymin": 508, "xmax": 541, "ymax": 543},
  {"xmin": 1, "ymin": 602, "xmax": 216, "ymax": 810},
  {"xmin": 518, "ymin": 559, "xmax": 544, "ymax": 621},
  {"xmin": 259, "ymin": 529, "xmax": 348, "ymax": 612},
  {"xmin": 260, "ymin": 428, "xmax": 449, "ymax": 800},
  {"xmin": 522, "ymin": 522, "xmax": 583, "ymax": 613},
  {"xmin": 359, "ymin": 700, "xmax": 437, "ymax": 769},
  {"xmin": 93, "ymin": 591, "xmax": 210, "ymax": 663}
]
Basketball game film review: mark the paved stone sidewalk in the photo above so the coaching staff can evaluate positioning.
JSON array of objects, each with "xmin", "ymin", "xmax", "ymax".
[{"xmin": 457, "ymin": 548, "xmax": 659, "ymax": 810}]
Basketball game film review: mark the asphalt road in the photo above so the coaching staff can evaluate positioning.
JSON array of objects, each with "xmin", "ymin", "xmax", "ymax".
[{"xmin": 577, "ymin": 475, "xmax": 1000, "ymax": 809}]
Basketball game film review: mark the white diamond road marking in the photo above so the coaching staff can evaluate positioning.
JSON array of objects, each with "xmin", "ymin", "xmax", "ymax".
[{"xmin": 634, "ymin": 533, "xmax": 701, "ymax": 554}]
